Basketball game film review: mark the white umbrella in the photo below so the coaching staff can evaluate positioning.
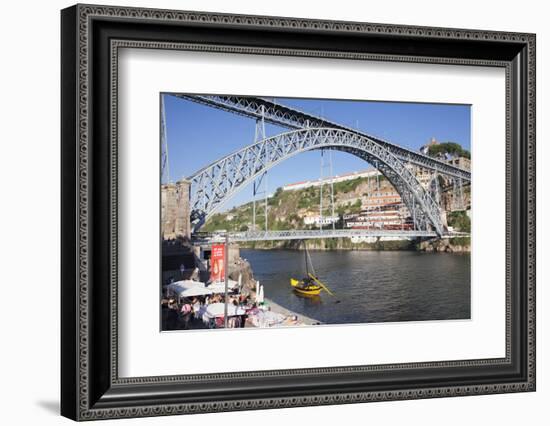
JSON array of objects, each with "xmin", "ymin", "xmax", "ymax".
[
  {"xmin": 206, "ymin": 302, "xmax": 245, "ymax": 317},
  {"xmin": 258, "ymin": 284, "xmax": 265, "ymax": 304},
  {"xmin": 166, "ymin": 280, "xmax": 206, "ymax": 298},
  {"xmin": 180, "ymin": 286, "xmax": 213, "ymax": 297},
  {"xmin": 174, "ymin": 279, "xmax": 205, "ymax": 288}
]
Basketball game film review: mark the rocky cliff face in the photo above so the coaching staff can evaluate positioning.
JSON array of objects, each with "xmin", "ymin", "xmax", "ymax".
[
  {"xmin": 417, "ymin": 238, "xmax": 471, "ymax": 253},
  {"xmin": 240, "ymin": 237, "xmax": 471, "ymax": 253},
  {"xmin": 240, "ymin": 237, "xmax": 415, "ymax": 251},
  {"xmin": 228, "ymin": 258, "xmax": 256, "ymax": 293}
]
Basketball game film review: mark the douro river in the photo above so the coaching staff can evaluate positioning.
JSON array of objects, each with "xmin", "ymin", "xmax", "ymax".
[{"xmin": 242, "ymin": 249, "xmax": 470, "ymax": 325}]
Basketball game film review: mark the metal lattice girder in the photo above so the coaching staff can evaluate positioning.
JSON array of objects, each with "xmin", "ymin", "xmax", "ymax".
[
  {"xmin": 195, "ymin": 229, "xmax": 440, "ymax": 244},
  {"xmin": 188, "ymin": 128, "xmax": 445, "ymax": 236},
  {"xmin": 177, "ymin": 94, "xmax": 471, "ymax": 182}
]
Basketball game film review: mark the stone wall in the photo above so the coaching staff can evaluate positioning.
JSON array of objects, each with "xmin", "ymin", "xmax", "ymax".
[{"xmin": 161, "ymin": 180, "xmax": 191, "ymax": 239}]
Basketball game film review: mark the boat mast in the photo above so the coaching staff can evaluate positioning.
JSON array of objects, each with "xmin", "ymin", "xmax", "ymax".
[
  {"xmin": 304, "ymin": 240, "xmax": 309, "ymax": 276},
  {"xmin": 303, "ymin": 241, "xmax": 317, "ymax": 278}
]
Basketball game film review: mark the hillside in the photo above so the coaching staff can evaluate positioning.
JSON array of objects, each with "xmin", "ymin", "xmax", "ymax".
[
  {"xmin": 202, "ymin": 173, "xmax": 471, "ymax": 234},
  {"xmin": 202, "ymin": 174, "xmax": 394, "ymax": 233}
]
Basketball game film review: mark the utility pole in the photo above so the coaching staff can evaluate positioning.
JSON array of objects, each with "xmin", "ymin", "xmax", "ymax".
[
  {"xmin": 263, "ymin": 105, "xmax": 269, "ymax": 233},
  {"xmin": 319, "ymin": 149, "xmax": 336, "ymax": 231},
  {"xmin": 319, "ymin": 150, "xmax": 324, "ymax": 231},
  {"xmin": 253, "ymin": 173, "xmax": 268, "ymax": 232},
  {"xmin": 252, "ymin": 106, "xmax": 267, "ymax": 231},
  {"xmin": 375, "ymin": 160, "xmax": 381, "ymax": 230},
  {"xmin": 252, "ymin": 180, "xmax": 256, "ymax": 231},
  {"xmin": 265, "ymin": 173, "xmax": 268, "ymax": 232},
  {"xmin": 329, "ymin": 150, "xmax": 335, "ymax": 231},
  {"xmin": 223, "ymin": 233, "xmax": 229, "ymax": 328}
]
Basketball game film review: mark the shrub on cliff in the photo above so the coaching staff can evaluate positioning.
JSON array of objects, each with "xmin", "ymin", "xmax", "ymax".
[
  {"xmin": 449, "ymin": 237, "xmax": 471, "ymax": 247},
  {"xmin": 447, "ymin": 210, "xmax": 471, "ymax": 232}
]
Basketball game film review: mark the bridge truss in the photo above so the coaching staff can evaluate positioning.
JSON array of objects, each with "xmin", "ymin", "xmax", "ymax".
[
  {"xmin": 175, "ymin": 94, "xmax": 472, "ymax": 239},
  {"xmin": 188, "ymin": 127, "xmax": 446, "ymax": 235},
  {"xmin": 177, "ymin": 94, "xmax": 472, "ymax": 181}
]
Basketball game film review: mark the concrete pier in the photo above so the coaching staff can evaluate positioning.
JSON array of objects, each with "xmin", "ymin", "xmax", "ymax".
[{"xmin": 262, "ymin": 297, "xmax": 322, "ymax": 326}]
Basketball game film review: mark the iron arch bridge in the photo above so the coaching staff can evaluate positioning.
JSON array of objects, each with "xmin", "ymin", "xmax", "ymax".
[
  {"xmin": 178, "ymin": 94, "xmax": 472, "ymax": 181},
  {"xmin": 188, "ymin": 127, "xmax": 448, "ymax": 236}
]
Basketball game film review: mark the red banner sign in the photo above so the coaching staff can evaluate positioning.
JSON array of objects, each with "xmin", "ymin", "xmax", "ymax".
[{"xmin": 210, "ymin": 244, "xmax": 225, "ymax": 282}]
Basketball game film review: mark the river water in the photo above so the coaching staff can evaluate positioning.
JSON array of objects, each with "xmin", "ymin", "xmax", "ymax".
[{"xmin": 241, "ymin": 249, "xmax": 470, "ymax": 324}]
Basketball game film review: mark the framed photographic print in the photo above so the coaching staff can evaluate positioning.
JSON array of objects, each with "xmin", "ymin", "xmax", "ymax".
[{"xmin": 61, "ymin": 4, "xmax": 536, "ymax": 421}]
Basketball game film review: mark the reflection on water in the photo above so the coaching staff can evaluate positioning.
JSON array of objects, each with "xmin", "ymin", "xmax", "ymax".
[{"xmin": 241, "ymin": 249, "xmax": 471, "ymax": 324}]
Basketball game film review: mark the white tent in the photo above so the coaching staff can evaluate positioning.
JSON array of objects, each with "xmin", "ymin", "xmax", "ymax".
[
  {"xmin": 179, "ymin": 286, "xmax": 213, "ymax": 297},
  {"xmin": 166, "ymin": 280, "xmax": 206, "ymax": 299},
  {"xmin": 205, "ymin": 302, "xmax": 246, "ymax": 318},
  {"xmin": 168, "ymin": 280, "xmax": 205, "ymax": 289}
]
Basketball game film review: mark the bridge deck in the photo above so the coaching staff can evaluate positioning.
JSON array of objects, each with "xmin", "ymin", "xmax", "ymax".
[{"xmin": 193, "ymin": 229, "xmax": 469, "ymax": 243}]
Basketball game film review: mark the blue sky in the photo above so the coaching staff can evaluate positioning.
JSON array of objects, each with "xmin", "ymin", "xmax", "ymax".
[{"xmin": 162, "ymin": 94, "xmax": 471, "ymax": 210}]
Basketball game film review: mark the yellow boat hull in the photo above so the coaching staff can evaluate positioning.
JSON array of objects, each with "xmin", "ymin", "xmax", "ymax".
[
  {"xmin": 294, "ymin": 287, "xmax": 322, "ymax": 296},
  {"xmin": 290, "ymin": 278, "xmax": 322, "ymax": 295}
]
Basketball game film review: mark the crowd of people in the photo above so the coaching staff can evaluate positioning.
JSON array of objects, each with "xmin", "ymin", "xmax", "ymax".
[{"xmin": 161, "ymin": 291, "xmax": 253, "ymax": 330}]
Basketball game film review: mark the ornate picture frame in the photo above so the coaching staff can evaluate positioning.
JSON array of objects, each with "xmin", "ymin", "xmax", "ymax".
[{"xmin": 61, "ymin": 4, "xmax": 535, "ymax": 420}]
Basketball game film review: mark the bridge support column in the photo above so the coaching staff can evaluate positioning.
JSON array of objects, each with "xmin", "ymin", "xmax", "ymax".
[{"xmin": 161, "ymin": 179, "xmax": 191, "ymax": 240}]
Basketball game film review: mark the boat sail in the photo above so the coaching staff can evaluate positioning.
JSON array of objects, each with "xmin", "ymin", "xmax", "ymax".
[{"xmin": 290, "ymin": 241, "xmax": 335, "ymax": 297}]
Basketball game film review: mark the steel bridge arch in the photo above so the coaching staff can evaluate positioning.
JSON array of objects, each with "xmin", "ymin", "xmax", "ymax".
[{"xmin": 188, "ymin": 128, "xmax": 445, "ymax": 235}]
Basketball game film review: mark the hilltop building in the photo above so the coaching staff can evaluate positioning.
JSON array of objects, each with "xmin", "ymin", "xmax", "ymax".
[
  {"xmin": 419, "ymin": 137, "xmax": 440, "ymax": 156},
  {"xmin": 303, "ymin": 214, "xmax": 339, "ymax": 227},
  {"xmin": 282, "ymin": 169, "xmax": 380, "ymax": 192},
  {"xmin": 343, "ymin": 204, "xmax": 413, "ymax": 230},
  {"xmin": 447, "ymin": 156, "xmax": 471, "ymax": 171}
]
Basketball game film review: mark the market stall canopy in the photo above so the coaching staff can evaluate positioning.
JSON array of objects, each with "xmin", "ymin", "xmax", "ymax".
[
  {"xmin": 205, "ymin": 302, "xmax": 246, "ymax": 317},
  {"xmin": 180, "ymin": 286, "xmax": 213, "ymax": 297},
  {"xmin": 166, "ymin": 280, "xmax": 206, "ymax": 297}
]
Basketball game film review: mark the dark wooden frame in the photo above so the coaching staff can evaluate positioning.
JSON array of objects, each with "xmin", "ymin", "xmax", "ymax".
[{"xmin": 61, "ymin": 4, "xmax": 536, "ymax": 421}]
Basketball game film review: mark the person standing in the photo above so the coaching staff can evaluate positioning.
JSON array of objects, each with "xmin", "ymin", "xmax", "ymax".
[{"xmin": 180, "ymin": 302, "xmax": 192, "ymax": 329}]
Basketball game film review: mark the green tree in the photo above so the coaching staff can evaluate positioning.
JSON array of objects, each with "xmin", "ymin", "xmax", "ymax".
[{"xmin": 428, "ymin": 142, "xmax": 471, "ymax": 159}]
